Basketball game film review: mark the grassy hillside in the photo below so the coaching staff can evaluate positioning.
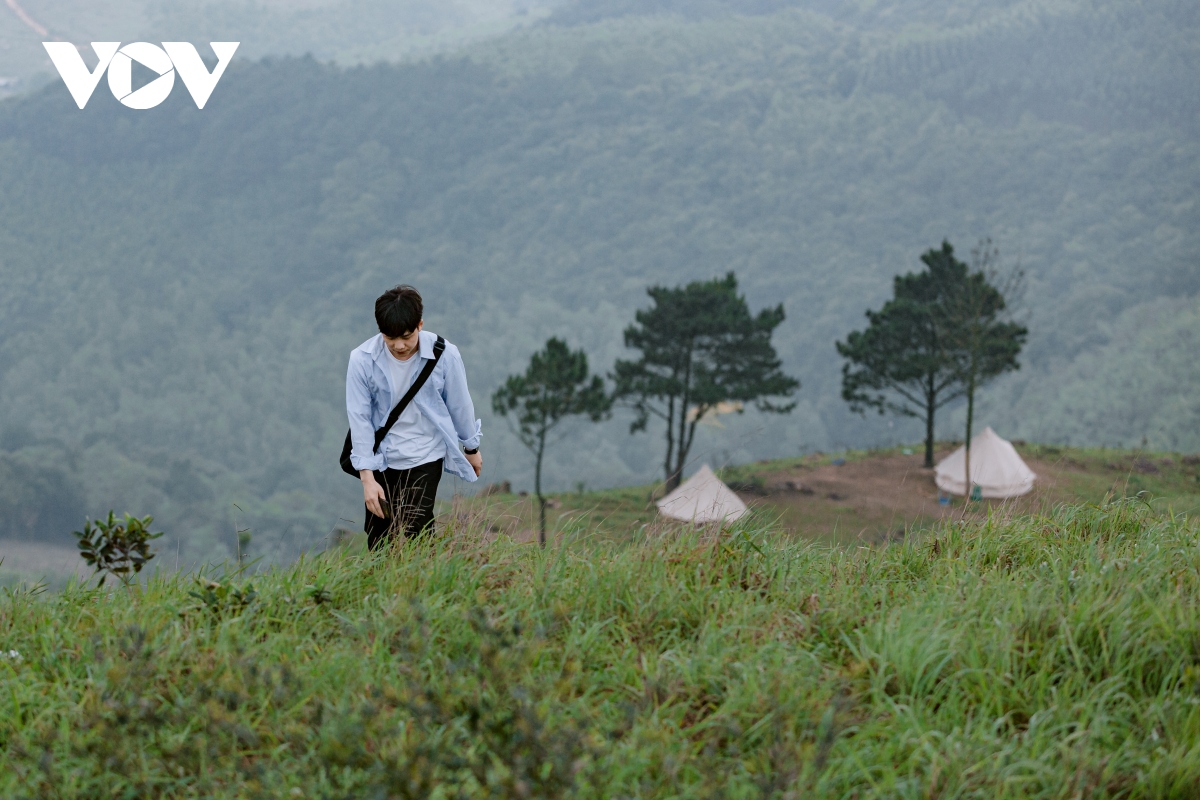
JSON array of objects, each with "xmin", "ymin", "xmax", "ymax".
[
  {"xmin": 2, "ymin": 500, "xmax": 1199, "ymax": 796},
  {"xmin": 0, "ymin": 0, "xmax": 1196, "ymax": 561}
]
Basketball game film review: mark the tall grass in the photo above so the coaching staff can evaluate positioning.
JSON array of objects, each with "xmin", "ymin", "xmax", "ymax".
[{"xmin": 1, "ymin": 499, "xmax": 1198, "ymax": 798}]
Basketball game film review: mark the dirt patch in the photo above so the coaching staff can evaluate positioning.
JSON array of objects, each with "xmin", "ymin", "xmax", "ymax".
[
  {"xmin": 773, "ymin": 454, "xmax": 946, "ymax": 513},
  {"xmin": 730, "ymin": 449, "xmax": 1123, "ymax": 542},
  {"xmin": 743, "ymin": 453, "xmax": 954, "ymax": 536}
]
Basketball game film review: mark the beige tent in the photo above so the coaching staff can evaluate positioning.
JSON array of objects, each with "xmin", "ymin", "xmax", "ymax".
[
  {"xmin": 656, "ymin": 464, "xmax": 749, "ymax": 524},
  {"xmin": 935, "ymin": 426, "xmax": 1036, "ymax": 498}
]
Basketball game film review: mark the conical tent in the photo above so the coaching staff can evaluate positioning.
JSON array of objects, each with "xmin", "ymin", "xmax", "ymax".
[
  {"xmin": 935, "ymin": 426, "xmax": 1036, "ymax": 498},
  {"xmin": 656, "ymin": 464, "xmax": 749, "ymax": 524}
]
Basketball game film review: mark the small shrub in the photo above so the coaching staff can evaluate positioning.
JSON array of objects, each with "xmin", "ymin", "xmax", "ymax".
[
  {"xmin": 187, "ymin": 577, "xmax": 258, "ymax": 619},
  {"xmin": 73, "ymin": 512, "xmax": 163, "ymax": 587},
  {"xmin": 305, "ymin": 583, "xmax": 332, "ymax": 605}
]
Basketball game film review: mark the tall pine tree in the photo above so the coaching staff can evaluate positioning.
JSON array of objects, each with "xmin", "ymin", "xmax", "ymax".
[
  {"xmin": 837, "ymin": 241, "xmax": 1026, "ymax": 471},
  {"xmin": 613, "ymin": 273, "xmax": 798, "ymax": 492}
]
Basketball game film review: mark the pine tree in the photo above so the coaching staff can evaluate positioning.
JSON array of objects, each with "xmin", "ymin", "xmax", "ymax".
[
  {"xmin": 493, "ymin": 338, "xmax": 611, "ymax": 545},
  {"xmin": 613, "ymin": 273, "xmax": 798, "ymax": 492}
]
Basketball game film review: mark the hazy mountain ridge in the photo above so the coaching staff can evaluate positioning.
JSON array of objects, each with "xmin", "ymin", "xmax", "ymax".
[
  {"xmin": 0, "ymin": 0, "xmax": 1195, "ymax": 560},
  {"xmin": 547, "ymin": 0, "xmax": 1036, "ymax": 28},
  {"xmin": 0, "ymin": 0, "xmax": 562, "ymax": 95}
]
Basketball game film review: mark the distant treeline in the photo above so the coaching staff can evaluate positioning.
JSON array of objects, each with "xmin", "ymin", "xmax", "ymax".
[{"xmin": 0, "ymin": 0, "xmax": 1195, "ymax": 559}]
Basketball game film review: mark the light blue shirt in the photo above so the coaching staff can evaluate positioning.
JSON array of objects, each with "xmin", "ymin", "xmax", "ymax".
[
  {"xmin": 380, "ymin": 346, "xmax": 448, "ymax": 469},
  {"xmin": 346, "ymin": 330, "xmax": 482, "ymax": 481}
]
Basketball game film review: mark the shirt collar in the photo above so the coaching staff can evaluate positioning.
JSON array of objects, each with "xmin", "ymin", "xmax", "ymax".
[
  {"xmin": 417, "ymin": 329, "xmax": 435, "ymax": 359},
  {"xmin": 370, "ymin": 330, "xmax": 435, "ymax": 364}
]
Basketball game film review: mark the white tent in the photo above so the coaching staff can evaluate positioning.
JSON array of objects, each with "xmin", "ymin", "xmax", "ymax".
[
  {"xmin": 656, "ymin": 464, "xmax": 749, "ymax": 524},
  {"xmin": 935, "ymin": 426, "xmax": 1036, "ymax": 498}
]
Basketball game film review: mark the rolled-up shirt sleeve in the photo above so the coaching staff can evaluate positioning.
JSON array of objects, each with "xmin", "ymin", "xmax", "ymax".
[
  {"xmin": 442, "ymin": 347, "xmax": 482, "ymax": 450},
  {"xmin": 346, "ymin": 355, "xmax": 385, "ymax": 473}
]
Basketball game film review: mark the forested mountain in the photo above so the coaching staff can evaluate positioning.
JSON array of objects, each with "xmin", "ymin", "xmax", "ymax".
[
  {"xmin": 0, "ymin": 0, "xmax": 1196, "ymax": 561},
  {"xmin": 0, "ymin": 0, "xmax": 560, "ymax": 96}
]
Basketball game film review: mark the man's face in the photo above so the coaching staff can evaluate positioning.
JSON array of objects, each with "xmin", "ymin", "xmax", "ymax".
[{"xmin": 383, "ymin": 320, "xmax": 423, "ymax": 361}]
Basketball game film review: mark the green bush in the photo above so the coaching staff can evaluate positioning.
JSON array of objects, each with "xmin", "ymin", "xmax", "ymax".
[{"xmin": 72, "ymin": 512, "xmax": 163, "ymax": 587}]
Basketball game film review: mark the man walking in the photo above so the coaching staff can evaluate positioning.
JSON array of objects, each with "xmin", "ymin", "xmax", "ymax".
[{"xmin": 345, "ymin": 285, "xmax": 482, "ymax": 549}]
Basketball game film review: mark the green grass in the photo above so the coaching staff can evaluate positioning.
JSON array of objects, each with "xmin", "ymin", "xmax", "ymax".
[
  {"xmin": 1014, "ymin": 445, "xmax": 1200, "ymax": 517},
  {"xmin": 2, "ymin": 498, "xmax": 1199, "ymax": 798}
]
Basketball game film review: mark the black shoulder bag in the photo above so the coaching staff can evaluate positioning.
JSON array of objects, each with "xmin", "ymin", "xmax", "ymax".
[{"xmin": 340, "ymin": 335, "xmax": 445, "ymax": 477}]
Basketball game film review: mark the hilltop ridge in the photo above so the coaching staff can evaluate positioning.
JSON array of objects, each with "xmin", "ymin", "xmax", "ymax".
[{"xmin": 5, "ymin": 442, "xmax": 1195, "ymax": 590}]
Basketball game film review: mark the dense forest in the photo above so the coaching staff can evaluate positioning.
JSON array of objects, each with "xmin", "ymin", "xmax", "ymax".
[{"xmin": 0, "ymin": 0, "xmax": 1196, "ymax": 561}]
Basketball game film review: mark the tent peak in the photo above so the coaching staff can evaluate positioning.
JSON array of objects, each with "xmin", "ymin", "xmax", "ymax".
[
  {"xmin": 935, "ymin": 427, "xmax": 1036, "ymax": 499},
  {"xmin": 656, "ymin": 464, "xmax": 749, "ymax": 524}
]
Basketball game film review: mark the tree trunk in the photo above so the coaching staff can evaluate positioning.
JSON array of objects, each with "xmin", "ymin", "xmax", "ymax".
[
  {"xmin": 535, "ymin": 429, "xmax": 547, "ymax": 547},
  {"xmin": 924, "ymin": 374, "xmax": 936, "ymax": 468},
  {"xmin": 664, "ymin": 349, "xmax": 695, "ymax": 493},
  {"xmin": 964, "ymin": 372, "xmax": 975, "ymax": 500},
  {"xmin": 664, "ymin": 395, "xmax": 679, "ymax": 492},
  {"xmin": 674, "ymin": 398, "xmax": 686, "ymax": 488},
  {"xmin": 670, "ymin": 416, "xmax": 700, "ymax": 495}
]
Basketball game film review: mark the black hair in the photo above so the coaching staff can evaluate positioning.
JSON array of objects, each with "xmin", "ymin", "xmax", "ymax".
[{"xmin": 374, "ymin": 285, "xmax": 423, "ymax": 337}]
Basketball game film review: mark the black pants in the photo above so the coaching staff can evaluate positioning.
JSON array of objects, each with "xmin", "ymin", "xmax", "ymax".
[{"xmin": 364, "ymin": 459, "xmax": 443, "ymax": 550}]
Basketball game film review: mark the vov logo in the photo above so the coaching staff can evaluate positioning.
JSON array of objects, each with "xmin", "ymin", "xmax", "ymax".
[{"xmin": 42, "ymin": 42, "xmax": 240, "ymax": 110}]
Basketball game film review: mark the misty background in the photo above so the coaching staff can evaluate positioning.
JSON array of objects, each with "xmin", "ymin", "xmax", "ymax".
[{"xmin": 0, "ymin": 0, "xmax": 1196, "ymax": 562}]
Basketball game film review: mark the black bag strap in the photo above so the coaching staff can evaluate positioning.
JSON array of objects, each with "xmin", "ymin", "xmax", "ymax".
[{"xmin": 372, "ymin": 335, "xmax": 445, "ymax": 455}]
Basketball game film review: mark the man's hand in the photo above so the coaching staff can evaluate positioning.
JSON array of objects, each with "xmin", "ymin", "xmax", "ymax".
[
  {"xmin": 465, "ymin": 450, "xmax": 482, "ymax": 478},
  {"xmin": 361, "ymin": 470, "xmax": 388, "ymax": 518}
]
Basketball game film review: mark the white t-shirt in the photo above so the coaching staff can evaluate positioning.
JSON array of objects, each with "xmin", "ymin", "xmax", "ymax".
[{"xmin": 381, "ymin": 348, "xmax": 448, "ymax": 470}]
